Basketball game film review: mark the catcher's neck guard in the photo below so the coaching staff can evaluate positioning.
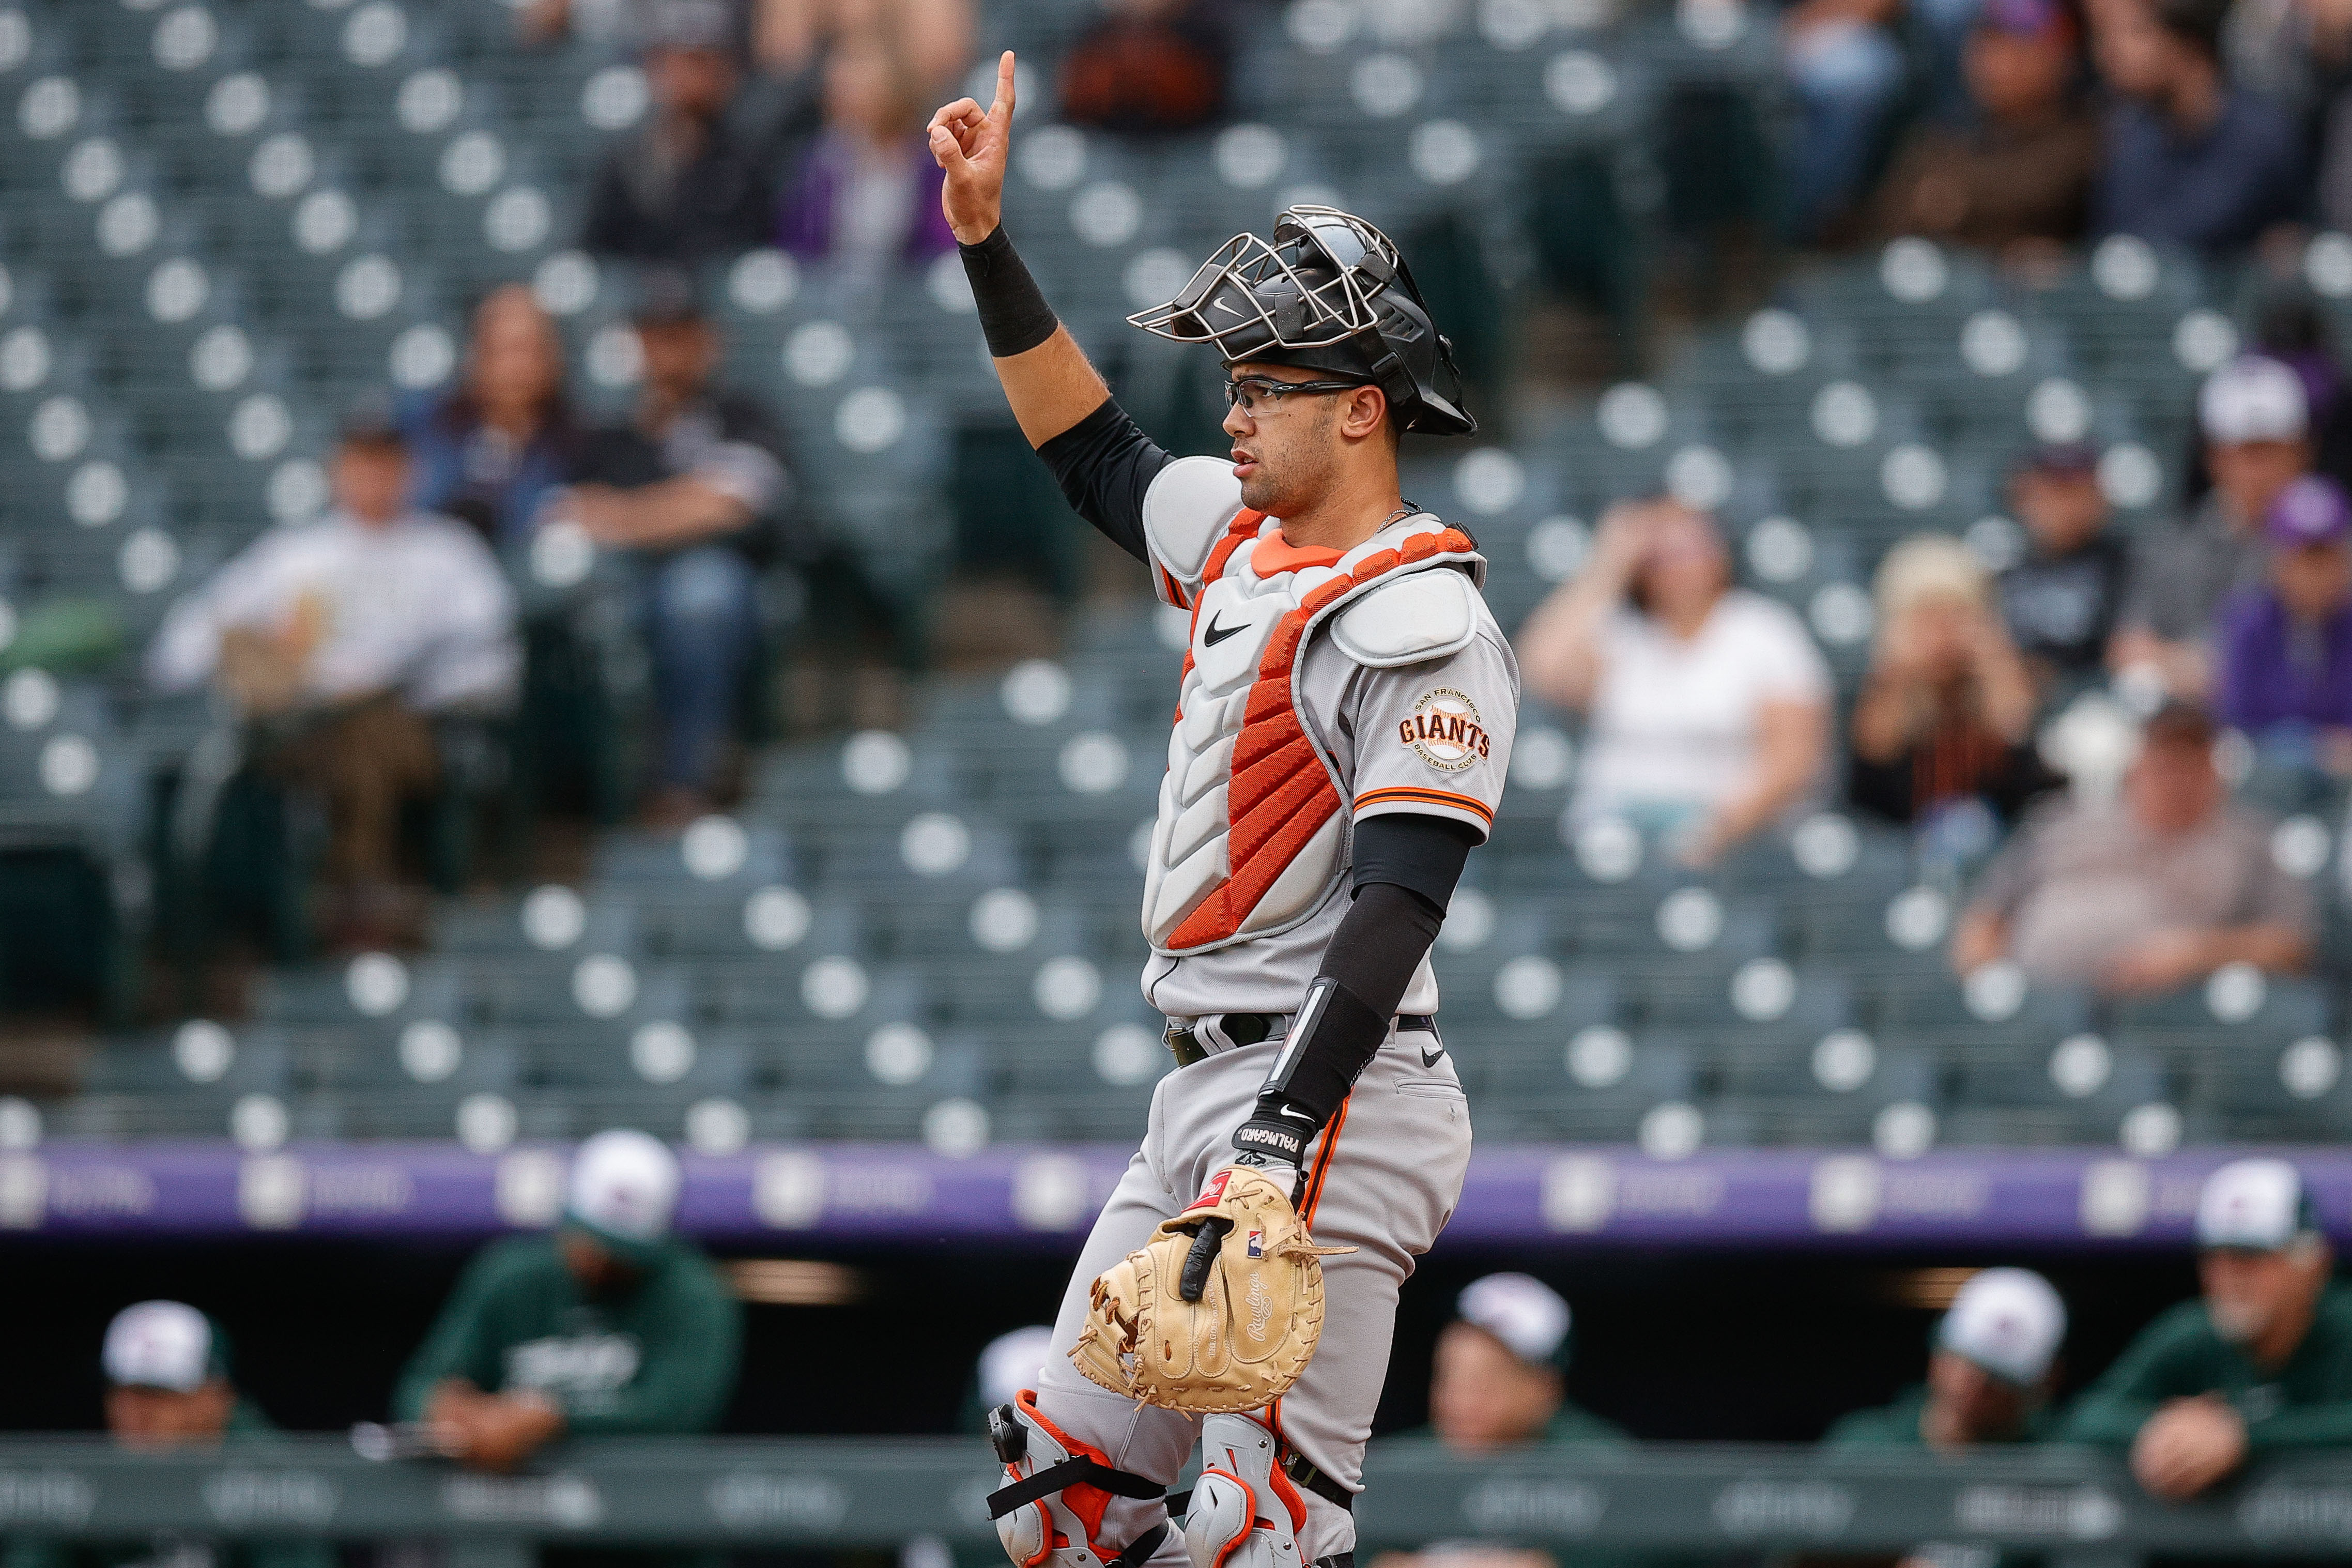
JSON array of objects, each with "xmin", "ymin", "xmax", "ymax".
[{"xmin": 1127, "ymin": 206, "xmax": 1476, "ymax": 438}]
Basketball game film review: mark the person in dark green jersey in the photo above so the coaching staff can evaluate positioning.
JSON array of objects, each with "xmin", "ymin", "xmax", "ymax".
[
  {"xmin": 2, "ymin": 1300, "xmax": 334, "ymax": 1568},
  {"xmin": 1827, "ymin": 1268, "xmax": 2068, "ymax": 1450},
  {"xmin": 2060, "ymin": 1157, "xmax": 2352, "ymax": 1499},
  {"xmin": 1375, "ymin": 1274, "xmax": 1639, "ymax": 1568},
  {"xmin": 395, "ymin": 1128, "xmax": 742, "ymax": 1471},
  {"xmin": 1418, "ymin": 1273, "xmax": 1628, "ymax": 1453}
]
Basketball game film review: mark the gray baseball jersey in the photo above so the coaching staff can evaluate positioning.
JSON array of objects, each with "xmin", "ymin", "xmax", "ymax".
[{"xmin": 1133, "ymin": 457, "xmax": 1520, "ymax": 1021}]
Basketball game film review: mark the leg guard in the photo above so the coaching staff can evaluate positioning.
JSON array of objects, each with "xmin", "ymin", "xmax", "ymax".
[
  {"xmin": 1183, "ymin": 1415, "xmax": 1309, "ymax": 1568},
  {"xmin": 987, "ymin": 1392, "xmax": 1172, "ymax": 1568}
]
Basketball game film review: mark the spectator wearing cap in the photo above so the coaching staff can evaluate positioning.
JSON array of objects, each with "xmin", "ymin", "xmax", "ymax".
[
  {"xmin": 551, "ymin": 273, "xmax": 793, "ymax": 826},
  {"xmin": 1058, "ymin": 0, "xmax": 1236, "ymax": 139},
  {"xmin": 1519, "ymin": 499, "xmax": 1832, "ymax": 865},
  {"xmin": 405, "ymin": 285, "xmax": 584, "ymax": 551},
  {"xmin": 147, "ymin": 407, "xmax": 520, "ymax": 947},
  {"xmin": 2113, "ymin": 356, "xmax": 2314, "ymax": 698},
  {"xmin": 1847, "ymin": 535, "xmax": 2062, "ymax": 832},
  {"xmin": 2217, "ymin": 474, "xmax": 2352, "ymax": 780},
  {"xmin": 1391, "ymin": 1275, "xmax": 1627, "ymax": 1455},
  {"xmin": 1950, "ymin": 700, "xmax": 2313, "ymax": 992},
  {"xmin": 2090, "ymin": 0, "xmax": 2304, "ymax": 253},
  {"xmin": 393, "ymin": 1130, "xmax": 742, "ymax": 1470},
  {"xmin": 1378, "ymin": 1277, "xmax": 1638, "ymax": 1568},
  {"xmin": 775, "ymin": 30, "xmax": 957, "ymax": 269},
  {"xmin": 2230, "ymin": 292, "xmax": 2352, "ymax": 502},
  {"xmin": 1827, "ymin": 1268, "xmax": 2068, "ymax": 1450},
  {"xmin": 1999, "ymin": 443, "xmax": 2132, "ymax": 689},
  {"xmin": 2062, "ymin": 1158, "xmax": 2352, "ymax": 1497},
  {"xmin": 4, "ymin": 1303, "xmax": 334, "ymax": 1568},
  {"xmin": 581, "ymin": 0, "xmax": 777, "ymax": 264},
  {"xmin": 1870, "ymin": 0, "xmax": 2100, "ymax": 257}
]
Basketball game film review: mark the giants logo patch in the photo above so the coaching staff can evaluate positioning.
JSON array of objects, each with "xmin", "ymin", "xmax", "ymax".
[{"xmin": 1398, "ymin": 688, "xmax": 1489, "ymax": 773}]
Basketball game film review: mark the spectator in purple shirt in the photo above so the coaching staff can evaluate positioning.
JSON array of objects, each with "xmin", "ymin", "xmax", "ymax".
[
  {"xmin": 776, "ymin": 30, "xmax": 956, "ymax": 269},
  {"xmin": 2090, "ymin": 0, "xmax": 2304, "ymax": 254},
  {"xmin": 2218, "ymin": 474, "xmax": 2352, "ymax": 777}
]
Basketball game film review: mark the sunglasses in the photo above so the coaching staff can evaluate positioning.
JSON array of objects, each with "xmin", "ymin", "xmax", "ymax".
[{"xmin": 1222, "ymin": 375, "xmax": 1369, "ymax": 416}]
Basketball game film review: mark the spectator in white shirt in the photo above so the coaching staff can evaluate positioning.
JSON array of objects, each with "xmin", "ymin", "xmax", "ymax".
[
  {"xmin": 148, "ymin": 409, "xmax": 519, "ymax": 939},
  {"xmin": 1517, "ymin": 498, "xmax": 1833, "ymax": 864}
]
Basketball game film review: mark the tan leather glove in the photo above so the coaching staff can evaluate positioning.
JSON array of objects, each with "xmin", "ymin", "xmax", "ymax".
[{"xmin": 1069, "ymin": 1165, "xmax": 1351, "ymax": 1414}]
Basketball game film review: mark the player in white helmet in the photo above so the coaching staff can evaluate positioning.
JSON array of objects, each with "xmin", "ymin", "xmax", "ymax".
[{"xmin": 930, "ymin": 53, "xmax": 1517, "ymax": 1568}]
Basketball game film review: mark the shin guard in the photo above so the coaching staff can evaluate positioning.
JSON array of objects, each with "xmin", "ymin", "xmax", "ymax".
[
  {"xmin": 1182, "ymin": 1415, "xmax": 1308, "ymax": 1568},
  {"xmin": 987, "ymin": 1392, "xmax": 1171, "ymax": 1568}
]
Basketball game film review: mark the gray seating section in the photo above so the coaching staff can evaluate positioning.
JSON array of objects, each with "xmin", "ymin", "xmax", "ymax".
[{"xmin": 6, "ymin": 0, "xmax": 2352, "ymax": 1159}]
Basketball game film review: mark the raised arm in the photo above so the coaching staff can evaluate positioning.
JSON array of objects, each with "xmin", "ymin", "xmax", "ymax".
[
  {"xmin": 929, "ymin": 52, "xmax": 1176, "ymax": 563},
  {"xmin": 1512, "ymin": 502, "xmax": 1648, "ymax": 709},
  {"xmin": 929, "ymin": 53, "xmax": 1112, "ymax": 448}
]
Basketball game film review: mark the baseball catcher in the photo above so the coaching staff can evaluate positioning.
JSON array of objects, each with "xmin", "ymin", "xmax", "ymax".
[{"xmin": 931, "ymin": 52, "xmax": 1517, "ymax": 1568}]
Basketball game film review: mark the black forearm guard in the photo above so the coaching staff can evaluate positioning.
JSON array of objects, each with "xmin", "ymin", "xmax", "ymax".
[
  {"xmin": 959, "ymin": 226, "xmax": 1059, "ymax": 360},
  {"xmin": 1231, "ymin": 976, "xmax": 1390, "ymax": 1166},
  {"xmin": 1228, "ymin": 865, "xmax": 1455, "ymax": 1163}
]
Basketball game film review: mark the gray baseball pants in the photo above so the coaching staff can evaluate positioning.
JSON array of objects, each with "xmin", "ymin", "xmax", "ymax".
[{"xmin": 1032, "ymin": 1024, "xmax": 1474, "ymax": 1565}]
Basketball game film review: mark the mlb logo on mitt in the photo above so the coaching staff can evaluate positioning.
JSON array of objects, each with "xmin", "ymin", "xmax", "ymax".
[{"xmin": 1246, "ymin": 1228, "xmax": 1264, "ymax": 1258}]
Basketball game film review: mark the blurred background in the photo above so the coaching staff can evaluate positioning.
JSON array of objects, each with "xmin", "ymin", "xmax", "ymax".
[{"xmin": 9, "ymin": 0, "xmax": 2352, "ymax": 1549}]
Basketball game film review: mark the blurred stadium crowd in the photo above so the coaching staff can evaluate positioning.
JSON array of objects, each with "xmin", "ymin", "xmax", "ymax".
[
  {"xmin": 16, "ymin": 0, "xmax": 2352, "ymax": 1382},
  {"xmin": 17, "ymin": 0, "xmax": 2352, "ymax": 1557}
]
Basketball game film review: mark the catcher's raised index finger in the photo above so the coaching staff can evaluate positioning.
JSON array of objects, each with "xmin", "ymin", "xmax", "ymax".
[{"xmin": 989, "ymin": 49, "xmax": 1017, "ymax": 122}]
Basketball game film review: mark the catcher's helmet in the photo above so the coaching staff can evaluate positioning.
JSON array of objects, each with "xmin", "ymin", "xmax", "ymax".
[{"xmin": 1128, "ymin": 206, "xmax": 1477, "ymax": 437}]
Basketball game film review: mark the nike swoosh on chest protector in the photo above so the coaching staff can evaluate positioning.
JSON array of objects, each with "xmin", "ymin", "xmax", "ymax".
[{"xmin": 1202, "ymin": 613, "xmax": 1244, "ymax": 647}]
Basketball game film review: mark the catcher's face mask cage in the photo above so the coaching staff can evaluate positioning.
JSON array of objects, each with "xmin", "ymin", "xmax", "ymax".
[{"xmin": 1128, "ymin": 205, "xmax": 1477, "ymax": 437}]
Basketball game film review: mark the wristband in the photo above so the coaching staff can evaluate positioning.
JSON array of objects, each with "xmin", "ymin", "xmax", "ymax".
[
  {"xmin": 1232, "ymin": 1115, "xmax": 1314, "ymax": 1167},
  {"xmin": 960, "ymin": 226, "xmax": 1060, "ymax": 359}
]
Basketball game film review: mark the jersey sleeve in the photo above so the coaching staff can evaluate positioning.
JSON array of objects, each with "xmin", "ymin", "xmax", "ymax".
[
  {"xmin": 1035, "ymin": 398, "xmax": 1171, "ymax": 566},
  {"xmin": 1348, "ymin": 629, "xmax": 1518, "ymax": 843},
  {"xmin": 2053, "ymin": 1302, "xmax": 2208, "ymax": 1448},
  {"xmin": 391, "ymin": 1239, "xmax": 526, "ymax": 1419}
]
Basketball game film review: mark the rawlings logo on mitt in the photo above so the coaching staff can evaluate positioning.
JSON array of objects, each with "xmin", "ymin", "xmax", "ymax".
[{"xmin": 1069, "ymin": 1166, "xmax": 1352, "ymax": 1413}]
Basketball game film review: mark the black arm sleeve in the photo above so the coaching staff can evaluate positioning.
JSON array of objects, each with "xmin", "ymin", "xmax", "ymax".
[
  {"xmin": 1036, "ymin": 398, "xmax": 1175, "ymax": 565},
  {"xmin": 961, "ymin": 227, "xmax": 1175, "ymax": 565},
  {"xmin": 1231, "ymin": 814, "xmax": 1479, "ymax": 1163},
  {"xmin": 1348, "ymin": 812, "xmax": 1479, "ymax": 914}
]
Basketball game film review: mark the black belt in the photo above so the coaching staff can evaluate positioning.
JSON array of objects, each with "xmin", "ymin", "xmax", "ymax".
[{"xmin": 1165, "ymin": 1012, "xmax": 1438, "ymax": 1068}]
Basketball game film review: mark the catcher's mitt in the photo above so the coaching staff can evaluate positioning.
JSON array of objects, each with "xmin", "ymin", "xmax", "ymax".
[{"xmin": 1069, "ymin": 1165, "xmax": 1352, "ymax": 1413}]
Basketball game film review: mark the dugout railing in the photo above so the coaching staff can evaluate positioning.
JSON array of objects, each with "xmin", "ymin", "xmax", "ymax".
[{"xmin": 4, "ymin": 1438, "xmax": 2352, "ymax": 1565}]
